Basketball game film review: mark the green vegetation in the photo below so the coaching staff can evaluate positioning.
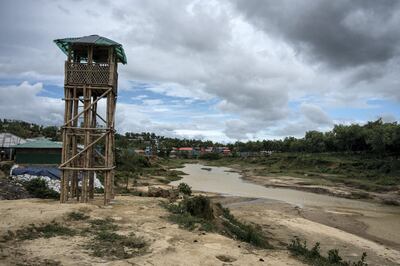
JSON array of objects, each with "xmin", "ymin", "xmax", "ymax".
[
  {"xmin": 164, "ymin": 196, "xmax": 215, "ymax": 231},
  {"xmin": 231, "ymin": 119, "xmax": 400, "ymax": 155},
  {"xmin": 85, "ymin": 218, "xmax": 148, "ymax": 259},
  {"xmin": 0, "ymin": 119, "xmax": 60, "ymax": 140},
  {"xmin": 218, "ymin": 203, "xmax": 271, "ymax": 249},
  {"xmin": 288, "ymin": 237, "xmax": 368, "ymax": 266},
  {"xmin": 199, "ymin": 153, "xmax": 221, "ymax": 160},
  {"xmin": 3, "ymin": 222, "xmax": 75, "ymax": 241},
  {"xmin": 0, "ymin": 161, "xmax": 13, "ymax": 175},
  {"xmin": 67, "ymin": 211, "xmax": 90, "ymax": 221},
  {"xmin": 178, "ymin": 182, "xmax": 192, "ymax": 195},
  {"xmin": 22, "ymin": 178, "xmax": 60, "ymax": 199},
  {"xmin": 88, "ymin": 218, "xmax": 119, "ymax": 232},
  {"xmin": 1, "ymin": 214, "xmax": 148, "ymax": 260},
  {"xmin": 114, "ymin": 149, "xmax": 186, "ymax": 189},
  {"xmin": 163, "ymin": 196, "xmax": 271, "ymax": 248},
  {"xmin": 89, "ymin": 231, "xmax": 147, "ymax": 259}
]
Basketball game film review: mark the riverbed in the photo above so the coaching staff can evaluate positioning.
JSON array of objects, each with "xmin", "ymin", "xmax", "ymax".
[{"xmin": 171, "ymin": 163, "xmax": 400, "ymax": 250}]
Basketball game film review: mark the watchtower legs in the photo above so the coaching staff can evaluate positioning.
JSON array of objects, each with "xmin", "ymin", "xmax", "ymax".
[{"xmin": 59, "ymin": 86, "xmax": 116, "ymax": 204}]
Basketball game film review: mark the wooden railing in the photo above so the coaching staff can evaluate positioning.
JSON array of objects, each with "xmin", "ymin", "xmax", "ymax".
[{"xmin": 65, "ymin": 62, "xmax": 111, "ymax": 86}]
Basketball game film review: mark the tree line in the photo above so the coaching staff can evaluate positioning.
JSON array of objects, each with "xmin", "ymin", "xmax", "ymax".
[
  {"xmin": 230, "ymin": 119, "xmax": 400, "ymax": 155},
  {"xmin": 0, "ymin": 119, "xmax": 59, "ymax": 140},
  {"xmin": 2, "ymin": 118, "xmax": 399, "ymax": 156}
]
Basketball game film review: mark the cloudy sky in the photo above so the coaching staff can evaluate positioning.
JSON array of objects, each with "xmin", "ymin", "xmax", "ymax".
[{"xmin": 1, "ymin": 0, "xmax": 399, "ymax": 142}]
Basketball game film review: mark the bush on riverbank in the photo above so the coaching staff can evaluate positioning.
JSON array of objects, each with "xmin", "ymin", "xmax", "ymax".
[
  {"xmin": 162, "ymin": 196, "xmax": 272, "ymax": 248},
  {"xmin": 23, "ymin": 178, "xmax": 59, "ymax": 199},
  {"xmin": 288, "ymin": 236, "xmax": 367, "ymax": 266}
]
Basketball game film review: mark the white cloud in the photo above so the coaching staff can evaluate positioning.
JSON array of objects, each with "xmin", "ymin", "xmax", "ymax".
[
  {"xmin": 0, "ymin": 0, "xmax": 399, "ymax": 141},
  {"xmin": 0, "ymin": 82, "xmax": 63, "ymax": 125},
  {"xmin": 300, "ymin": 103, "xmax": 332, "ymax": 125}
]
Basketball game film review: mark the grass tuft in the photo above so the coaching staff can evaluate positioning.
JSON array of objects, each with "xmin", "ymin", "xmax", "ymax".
[
  {"xmin": 67, "ymin": 211, "xmax": 90, "ymax": 221},
  {"xmin": 4, "ymin": 222, "xmax": 76, "ymax": 241},
  {"xmin": 288, "ymin": 236, "xmax": 368, "ymax": 266},
  {"xmin": 85, "ymin": 218, "xmax": 148, "ymax": 259}
]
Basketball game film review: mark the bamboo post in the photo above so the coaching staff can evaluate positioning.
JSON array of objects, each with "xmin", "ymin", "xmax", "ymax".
[
  {"xmin": 81, "ymin": 86, "xmax": 91, "ymax": 203},
  {"xmin": 89, "ymin": 97, "xmax": 97, "ymax": 199},
  {"xmin": 71, "ymin": 87, "xmax": 79, "ymax": 199}
]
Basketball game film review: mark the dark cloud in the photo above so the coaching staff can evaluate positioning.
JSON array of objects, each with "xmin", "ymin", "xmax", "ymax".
[
  {"xmin": 232, "ymin": 0, "xmax": 400, "ymax": 68},
  {"xmin": 0, "ymin": 0, "xmax": 399, "ymax": 141}
]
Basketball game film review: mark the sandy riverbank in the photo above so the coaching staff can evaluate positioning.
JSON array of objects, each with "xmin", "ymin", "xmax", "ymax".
[
  {"xmin": 238, "ymin": 170, "xmax": 400, "ymax": 206},
  {"xmin": 171, "ymin": 163, "xmax": 400, "ymax": 265},
  {"xmin": 0, "ymin": 197, "xmax": 303, "ymax": 266},
  {"xmin": 214, "ymin": 196, "xmax": 400, "ymax": 266}
]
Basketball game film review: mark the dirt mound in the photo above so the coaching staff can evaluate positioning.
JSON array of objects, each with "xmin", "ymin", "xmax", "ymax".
[
  {"xmin": 148, "ymin": 186, "xmax": 178, "ymax": 199},
  {"xmin": 0, "ymin": 178, "xmax": 31, "ymax": 200}
]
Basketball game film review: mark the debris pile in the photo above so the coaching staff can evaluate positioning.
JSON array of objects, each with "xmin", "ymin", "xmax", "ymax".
[{"xmin": 0, "ymin": 178, "xmax": 31, "ymax": 200}]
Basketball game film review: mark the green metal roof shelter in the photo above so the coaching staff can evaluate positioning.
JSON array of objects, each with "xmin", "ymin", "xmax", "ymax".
[
  {"xmin": 13, "ymin": 139, "xmax": 62, "ymax": 164},
  {"xmin": 12, "ymin": 139, "xmax": 62, "ymax": 149},
  {"xmin": 54, "ymin": 34, "xmax": 127, "ymax": 64}
]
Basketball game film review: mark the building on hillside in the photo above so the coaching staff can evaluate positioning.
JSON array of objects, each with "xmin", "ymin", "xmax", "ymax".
[
  {"xmin": 222, "ymin": 148, "xmax": 231, "ymax": 156},
  {"xmin": 169, "ymin": 148, "xmax": 177, "ymax": 158},
  {"xmin": 204, "ymin": 147, "xmax": 214, "ymax": 153},
  {"xmin": 0, "ymin": 133, "xmax": 26, "ymax": 161},
  {"xmin": 260, "ymin": 150, "xmax": 273, "ymax": 156},
  {"xmin": 12, "ymin": 138, "xmax": 62, "ymax": 164},
  {"xmin": 134, "ymin": 149, "xmax": 145, "ymax": 155},
  {"xmin": 214, "ymin": 147, "xmax": 231, "ymax": 156},
  {"xmin": 177, "ymin": 147, "xmax": 194, "ymax": 158}
]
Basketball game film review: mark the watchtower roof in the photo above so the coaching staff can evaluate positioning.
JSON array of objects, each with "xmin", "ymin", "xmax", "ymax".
[{"xmin": 54, "ymin": 34, "xmax": 127, "ymax": 64}]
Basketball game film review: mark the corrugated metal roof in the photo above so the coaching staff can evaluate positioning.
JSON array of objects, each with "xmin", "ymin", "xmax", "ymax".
[
  {"xmin": 0, "ymin": 133, "xmax": 26, "ymax": 148},
  {"xmin": 54, "ymin": 34, "xmax": 127, "ymax": 64},
  {"xmin": 178, "ymin": 147, "xmax": 193, "ymax": 151},
  {"xmin": 12, "ymin": 139, "xmax": 62, "ymax": 149}
]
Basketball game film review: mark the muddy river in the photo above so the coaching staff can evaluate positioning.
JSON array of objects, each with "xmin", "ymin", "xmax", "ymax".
[{"xmin": 171, "ymin": 163, "xmax": 400, "ymax": 247}]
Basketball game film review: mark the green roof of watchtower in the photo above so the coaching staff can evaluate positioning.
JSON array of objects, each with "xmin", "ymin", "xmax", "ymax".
[{"xmin": 54, "ymin": 34, "xmax": 127, "ymax": 64}]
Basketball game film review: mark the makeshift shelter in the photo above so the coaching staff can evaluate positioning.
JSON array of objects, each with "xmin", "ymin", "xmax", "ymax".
[
  {"xmin": 13, "ymin": 139, "xmax": 62, "ymax": 164},
  {"xmin": 0, "ymin": 133, "xmax": 26, "ymax": 160}
]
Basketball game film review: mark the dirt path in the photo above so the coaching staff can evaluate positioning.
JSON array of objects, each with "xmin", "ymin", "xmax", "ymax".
[
  {"xmin": 0, "ymin": 197, "xmax": 303, "ymax": 266},
  {"xmin": 216, "ymin": 197, "xmax": 400, "ymax": 266}
]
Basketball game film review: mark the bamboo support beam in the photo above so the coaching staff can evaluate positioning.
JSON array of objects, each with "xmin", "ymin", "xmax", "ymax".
[
  {"xmin": 63, "ymin": 88, "xmax": 112, "ymax": 127},
  {"xmin": 59, "ymin": 131, "xmax": 108, "ymax": 168}
]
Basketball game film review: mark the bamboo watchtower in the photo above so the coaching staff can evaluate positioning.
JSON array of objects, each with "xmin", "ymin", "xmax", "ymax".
[{"xmin": 54, "ymin": 35, "xmax": 127, "ymax": 204}]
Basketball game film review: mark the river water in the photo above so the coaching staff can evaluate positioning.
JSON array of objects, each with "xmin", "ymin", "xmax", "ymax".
[{"xmin": 171, "ymin": 163, "xmax": 400, "ymax": 247}]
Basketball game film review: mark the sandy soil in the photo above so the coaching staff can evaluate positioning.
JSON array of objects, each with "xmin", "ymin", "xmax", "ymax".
[
  {"xmin": 216, "ymin": 197, "xmax": 400, "ymax": 266},
  {"xmin": 0, "ymin": 196, "xmax": 303, "ymax": 266}
]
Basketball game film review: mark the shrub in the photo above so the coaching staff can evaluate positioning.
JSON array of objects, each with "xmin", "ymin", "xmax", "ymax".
[
  {"xmin": 23, "ymin": 178, "xmax": 59, "ymax": 199},
  {"xmin": 6, "ymin": 222, "xmax": 75, "ymax": 241},
  {"xmin": 67, "ymin": 211, "xmax": 90, "ymax": 221},
  {"xmin": 89, "ymin": 231, "xmax": 147, "ymax": 259},
  {"xmin": 288, "ymin": 236, "xmax": 368, "ymax": 266},
  {"xmin": 88, "ymin": 218, "xmax": 118, "ymax": 232},
  {"xmin": 182, "ymin": 195, "xmax": 213, "ymax": 220},
  {"xmin": 163, "ymin": 197, "xmax": 271, "ymax": 248},
  {"xmin": 85, "ymin": 217, "xmax": 148, "ymax": 259},
  {"xmin": 199, "ymin": 153, "xmax": 221, "ymax": 160},
  {"xmin": 178, "ymin": 182, "xmax": 192, "ymax": 196},
  {"xmin": 328, "ymin": 249, "xmax": 342, "ymax": 264},
  {"xmin": 220, "ymin": 205, "xmax": 271, "ymax": 249}
]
